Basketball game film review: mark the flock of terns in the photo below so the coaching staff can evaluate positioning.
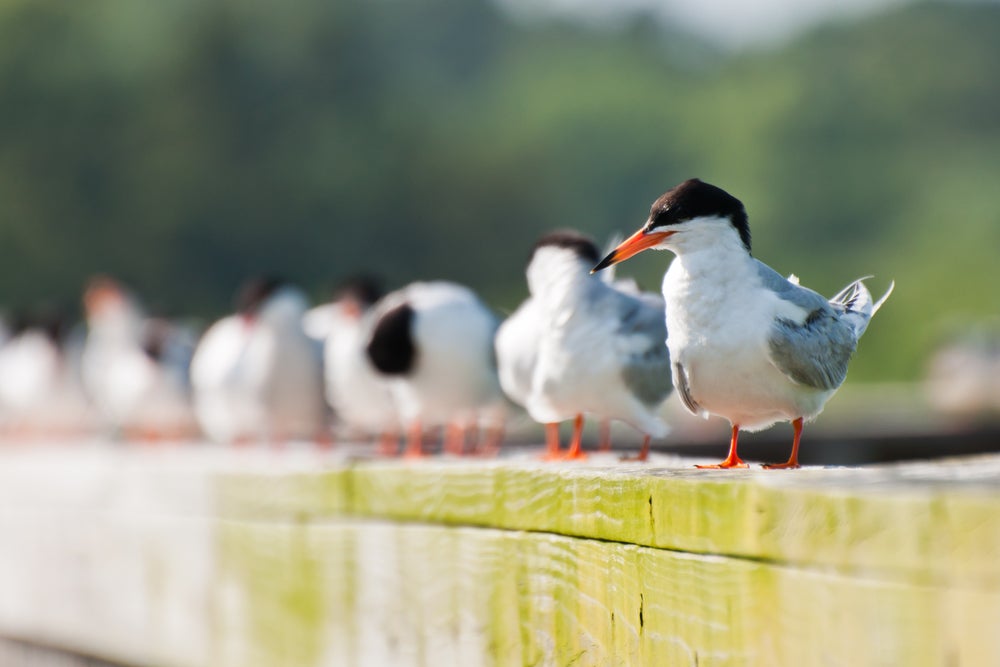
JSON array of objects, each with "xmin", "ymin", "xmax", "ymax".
[{"xmin": 0, "ymin": 179, "xmax": 893, "ymax": 468}]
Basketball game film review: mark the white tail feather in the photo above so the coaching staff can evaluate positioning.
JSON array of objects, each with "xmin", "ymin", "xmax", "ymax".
[
  {"xmin": 830, "ymin": 277, "xmax": 893, "ymax": 340},
  {"xmin": 872, "ymin": 280, "xmax": 895, "ymax": 315}
]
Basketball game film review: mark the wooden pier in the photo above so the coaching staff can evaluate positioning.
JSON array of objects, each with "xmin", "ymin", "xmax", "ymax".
[{"xmin": 1, "ymin": 444, "xmax": 999, "ymax": 666}]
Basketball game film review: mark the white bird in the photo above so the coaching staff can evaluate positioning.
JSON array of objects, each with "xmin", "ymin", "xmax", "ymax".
[
  {"xmin": 0, "ymin": 310, "xmax": 93, "ymax": 437},
  {"xmin": 494, "ymin": 297, "xmax": 539, "ymax": 410},
  {"xmin": 495, "ymin": 237, "xmax": 668, "ymax": 458},
  {"xmin": 495, "ymin": 294, "xmax": 558, "ymax": 448},
  {"xmin": 365, "ymin": 281, "xmax": 506, "ymax": 457},
  {"xmin": 321, "ymin": 277, "xmax": 400, "ymax": 452},
  {"xmin": 593, "ymin": 178, "xmax": 894, "ymax": 468},
  {"xmin": 81, "ymin": 277, "xmax": 197, "ymax": 439},
  {"xmin": 506, "ymin": 230, "xmax": 672, "ymax": 461},
  {"xmin": 190, "ymin": 277, "xmax": 327, "ymax": 445}
]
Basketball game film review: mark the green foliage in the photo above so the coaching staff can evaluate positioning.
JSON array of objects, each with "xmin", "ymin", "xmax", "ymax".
[{"xmin": 0, "ymin": 0, "xmax": 996, "ymax": 379}]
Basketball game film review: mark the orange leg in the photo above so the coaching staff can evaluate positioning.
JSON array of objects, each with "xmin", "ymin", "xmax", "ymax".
[
  {"xmin": 377, "ymin": 430, "xmax": 399, "ymax": 457},
  {"xmin": 620, "ymin": 435, "xmax": 651, "ymax": 462},
  {"xmin": 404, "ymin": 421, "xmax": 425, "ymax": 459},
  {"xmin": 598, "ymin": 420, "xmax": 612, "ymax": 452},
  {"xmin": 443, "ymin": 422, "xmax": 466, "ymax": 456},
  {"xmin": 562, "ymin": 414, "xmax": 587, "ymax": 460},
  {"xmin": 315, "ymin": 429, "xmax": 335, "ymax": 451},
  {"xmin": 475, "ymin": 424, "xmax": 504, "ymax": 457},
  {"xmin": 467, "ymin": 424, "xmax": 481, "ymax": 452},
  {"xmin": 637, "ymin": 435, "xmax": 651, "ymax": 462},
  {"xmin": 695, "ymin": 424, "xmax": 748, "ymax": 469},
  {"xmin": 232, "ymin": 434, "xmax": 255, "ymax": 448},
  {"xmin": 543, "ymin": 423, "xmax": 561, "ymax": 460},
  {"xmin": 763, "ymin": 418, "xmax": 803, "ymax": 469}
]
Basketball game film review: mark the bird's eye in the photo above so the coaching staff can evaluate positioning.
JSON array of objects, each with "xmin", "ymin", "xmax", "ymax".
[{"xmin": 651, "ymin": 208, "xmax": 676, "ymax": 229}]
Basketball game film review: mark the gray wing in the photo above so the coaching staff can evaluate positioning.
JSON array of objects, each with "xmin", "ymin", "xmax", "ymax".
[
  {"xmin": 755, "ymin": 260, "xmax": 832, "ymax": 313},
  {"xmin": 757, "ymin": 262, "xmax": 857, "ymax": 390},
  {"xmin": 672, "ymin": 361, "xmax": 703, "ymax": 416},
  {"xmin": 609, "ymin": 290, "xmax": 673, "ymax": 407}
]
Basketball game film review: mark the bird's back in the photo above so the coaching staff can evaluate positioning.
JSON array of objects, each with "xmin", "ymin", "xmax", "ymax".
[
  {"xmin": 370, "ymin": 281, "xmax": 503, "ymax": 424},
  {"xmin": 325, "ymin": 311, "xmax": 398, "ymax": 433},
  {"xmin": 495, "ymin": 297, "xmax": 539, "ymax": 408}
]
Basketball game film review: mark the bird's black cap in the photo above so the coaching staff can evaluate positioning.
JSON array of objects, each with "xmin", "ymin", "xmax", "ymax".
[
  {"xmin": 528, "ymin": 230, "xmax": 601, "ymax": 268},
  {"xmin": 335, "ymin": 274, "xmax": 384, "ymax": 309},
  {"xmin": 236, "ymin": 276, "xmax": 286, "ymax": 314},
  {"xmin": 646, "ymin": 179, "xmax": 751, "ymax": 252}
]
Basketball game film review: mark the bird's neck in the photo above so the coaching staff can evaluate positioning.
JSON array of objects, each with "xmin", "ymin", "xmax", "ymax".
[
  {"xmin": 668, "ymin": 230, "xmax": 754, "ymax": 282},
  {"xmin": 528, "ymin": 257, "xmax": 596, "ymax": 312},
  {"xmin": 662, "ymin": 234, "xmax": 760, "ymax": 317}
]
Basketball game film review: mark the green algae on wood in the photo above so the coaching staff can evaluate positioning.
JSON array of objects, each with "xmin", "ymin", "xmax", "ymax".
[
  {"xmin": 5, "ymin": 448, "xmax": 1000, "ymax": 666},
  {"xmin": 215, "ymin": 521, "xmax": 1000, "ymax": 666},
  {"xmin": 338, "ymin": 456, "xmax": 1000, "ymax": 584}
]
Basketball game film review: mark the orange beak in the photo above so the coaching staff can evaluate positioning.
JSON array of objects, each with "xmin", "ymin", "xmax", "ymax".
[{"xmin": 591, "ymin": 228, "xmax": 674, "ymax": 273}]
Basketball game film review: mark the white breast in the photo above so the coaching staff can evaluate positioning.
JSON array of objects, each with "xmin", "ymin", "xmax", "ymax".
[{"xmin": 663, "ymin": 255, "xmax": 831, "ymax": 430}]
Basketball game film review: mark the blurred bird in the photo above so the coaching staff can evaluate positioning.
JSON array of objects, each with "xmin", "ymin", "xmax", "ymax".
[
  {"xmin": 322, "ymin": 276, "xmax": 400, "ymax": 452},
  {"xmin": 496, "ymin": 237, "xmax": 671, "ymax": 458},
  {"xmin": 302, "ymin": 294, "xmax": 341, "ymax": 345},
  {"xmin": 494, "ymin": 295, "xmax": 540, "ymax": 414},
  {"xmin": 926, "ymin": 327, "xmax": 1000, "ymax": 416},
  {"xmin": 593, "ymin": 178, "xmax": 894, "ymax": 468},
  {"xmin": 365, "ymin": 281, "xmax": 506, "ymax": 457},
  {"xmin": 191, "ymin": 277, "xmax": 327, "ymax": 445},
  {"xmin": 81, "ymin": 276, "xmax": 197, "ymax": 440},
  {"xmin": 510, "ymin": 230, "xmax": 672, "ymax": 460},
  {"xmin": 0, "ymin": 308, "xmax": 93, "ymax": 437}
]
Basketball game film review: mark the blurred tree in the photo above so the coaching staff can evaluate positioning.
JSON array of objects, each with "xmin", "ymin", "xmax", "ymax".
[{"xmin": 0, "ymin": 0, "xmax": 996, "ymax": 381}]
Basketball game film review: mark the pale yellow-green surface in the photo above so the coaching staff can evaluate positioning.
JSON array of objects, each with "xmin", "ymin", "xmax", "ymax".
[{"xmin": 0, "ymin": 445, "xmax": 999, "ymax": 666}]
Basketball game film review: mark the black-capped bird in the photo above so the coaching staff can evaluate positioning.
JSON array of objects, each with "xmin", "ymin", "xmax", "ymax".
[{"xmin": 594, "ymin": 179, "xmax": 893, "ymax": 468}]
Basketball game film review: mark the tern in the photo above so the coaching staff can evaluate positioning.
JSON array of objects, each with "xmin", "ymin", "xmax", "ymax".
[
  {"xmin": 322, "ymin": 276, "xmax": 400, "ymax": 453},
  {"xmin": 593, "ymin": 178, "xmax": 893, "ymax": 468},
  {"xmin": 496, "ymin": 237, "xmax": 668, "ymax": 458},
  {"xmin": 514, "ymin": 230, "xmax": 672, "ymax": 460},
  {"xmin": 365, "ymin": 281, "xmax": 506, "ymax": 457},
  {"xmin": 81, "ymin": 276, "xmax": 197, "ymax": 440},
  {"xmin": 191, "ymin": 277, "xmax": 327, "ymax": 444},
  {"xmin": 0, "ymin": 309, "xmax": 92, "ymax": 437}
]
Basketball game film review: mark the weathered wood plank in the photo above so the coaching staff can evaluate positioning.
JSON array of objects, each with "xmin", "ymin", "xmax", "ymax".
[
  {"xmin": 7, "ymin": 511, "xmax": 998, "ymax": 666},
  {"xmin": 341, "ymin": 454, "xmax": 1000, "ymax": 583},
  {"xmin": 2, "ymin": 446, "xmax": 1000, "ymax": 666},
  {"xmin": 212, "ymin": 520, "xmax": 1000, "ymax": 667}
]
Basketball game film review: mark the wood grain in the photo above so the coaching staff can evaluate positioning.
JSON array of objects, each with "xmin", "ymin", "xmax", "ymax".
[{"xmin": 1, "ymin": 446, "xmax": 999, "ymax": 666}]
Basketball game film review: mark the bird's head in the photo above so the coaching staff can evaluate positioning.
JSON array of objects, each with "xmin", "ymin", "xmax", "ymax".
[
  {"xmin": 526, "ymin": 230, "xmax": 601, "ymax": 296},
  {"xmin": 236, "ymin": 276, "xmax": 307, "ymax": 327},
  {"xmin": 592, "ymin": 179, "xmax": 750, "ymax": 273},
  {"xmin": 334, "ymin": 274, "xmax": 384, "ymax": 320}
]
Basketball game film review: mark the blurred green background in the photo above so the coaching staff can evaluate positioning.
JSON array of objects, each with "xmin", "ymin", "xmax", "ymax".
[{"xmin": 0, "ymin": 0, "xmax": 997, "ymax": 382}]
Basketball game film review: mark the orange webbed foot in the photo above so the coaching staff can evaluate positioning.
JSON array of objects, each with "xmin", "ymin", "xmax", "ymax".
[
  {"xmin": 762, "ymin": 460, "xmax": 800, "ymax": 470},
  {"xmin": 695, "ymin": 459, "xmax": 749, "ymax": 469}
]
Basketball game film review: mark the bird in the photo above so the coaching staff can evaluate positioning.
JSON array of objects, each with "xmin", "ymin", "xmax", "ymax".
[
  {"xmin": 0, "ymin": 308, "xmax": 93, "ymax": 437},
  {"xmin": 511, "ymin": 234, "xmax": 659, "ymax": 454},
  {"xmin": 504, "ymin": 230, "xmax": 672, "ymax": 461},
  {"xmin": 494, "ymin": 294, "xmax": 557, "ymax": 450},
  {"xmin": 321, "ymin": 276, "xmax": 400, "ymax": 453},
  {"xmin": 365, "ymin": 281, "xmax": 506, "ymax": 457},
  {"xmin": 494, "ymin": 238, "xmax": 633, "ymax": 455},
  {"xmin": 593, "ymin": 178, "xmax": 894, "ymax": 469},
  {"xmin": 190, "ymin": 277, "xmax": 327, "ymax": 445},
  {"xmin": 80, "ymin": 276, "xmax": 197, "ymax": 440}
]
